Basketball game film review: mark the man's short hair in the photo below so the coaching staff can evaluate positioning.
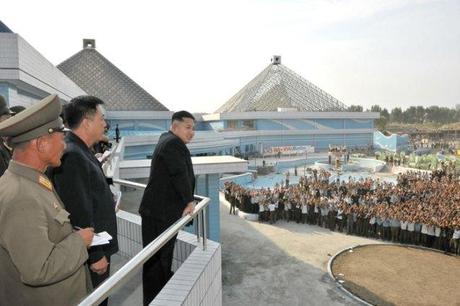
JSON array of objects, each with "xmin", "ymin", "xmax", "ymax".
[
  {"xmin": 171, "ymin": 111, "xmax": 195, "ymax": 123},
  {"xmin": 65, "ymin": 96, "xmax": 104, "ymax": 129}
]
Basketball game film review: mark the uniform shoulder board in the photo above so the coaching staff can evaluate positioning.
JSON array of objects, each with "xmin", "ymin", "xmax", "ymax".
[{"xmin": 38, "ymin": 175, "xmax": 53, "ymax": 191}]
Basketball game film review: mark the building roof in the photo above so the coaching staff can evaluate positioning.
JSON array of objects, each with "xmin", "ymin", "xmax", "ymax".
[
  {"xmin": 0, "ymin": 21, "xmax": 13, "ymax": 33},
  {"xmin": 216, "ymin": 56, "xmax": 347, "ymax": 113},
  {"xmin": 58, "ymin": 39, "xmax": 168, "ymax": 111},
  {"xmin": 0, "ymin": 33, "xmax": 87, "ymax": 102}
]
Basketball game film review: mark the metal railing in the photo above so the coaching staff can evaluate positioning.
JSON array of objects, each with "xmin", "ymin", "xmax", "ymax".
[{"xmin": 79, "ymin": 178, "xmax": 210, "ymax": 306}]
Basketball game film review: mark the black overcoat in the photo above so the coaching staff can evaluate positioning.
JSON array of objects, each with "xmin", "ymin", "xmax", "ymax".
[
  {"xmin": 48, "ymin": 132, "xmax": 118, "ymax": 264},
  {"xmin": 139, "ymin": 131, "xmax": 195, "ymax": 224}
]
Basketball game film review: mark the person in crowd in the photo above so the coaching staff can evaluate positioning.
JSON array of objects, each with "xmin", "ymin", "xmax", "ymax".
[
  {"xmin": 48, "ymin": 96, "xmax": 118, "ymax": 306},
  {"xmin": 115, "ymin": 123, "xmax": 120, "ymax": 143},
  {"xmin": 390, "ymin": 217, "xmax": 400, "ymax": 242},
  {"xmin": 268, "ymin": 200, "xmax": 276, "ymax": 224},
  {"xmin": 451, "ymin": 228, "xmax": 460, "ymax": 255},
  {"xmin": 139, "ymin": 111, "xmax": 196, "ymax": 305},
  {"xmin": 0, "ymin": 94, "xmax": 94, "ymax": 305},
  {"xmin": 229, "ymin": 190, "xmax": 237, "ymax": 215}
]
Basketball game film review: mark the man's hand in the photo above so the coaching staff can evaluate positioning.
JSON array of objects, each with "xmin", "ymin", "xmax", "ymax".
[
  {"xmin": 90, "ymin": 256, "xmax": 109, "ymax": 275},
  {"xmin": 182, "ymin": 201, "xmax": 195, "ymax": 217},
  {"xmin": 77, "ymin": 227, "xmax": 94, "ymax": 248}
]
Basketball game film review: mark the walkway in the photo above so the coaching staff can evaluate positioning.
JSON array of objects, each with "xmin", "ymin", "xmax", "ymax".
[{"xmin": 220, "ymin": 193, "xmax": 382, "ymax": 306}]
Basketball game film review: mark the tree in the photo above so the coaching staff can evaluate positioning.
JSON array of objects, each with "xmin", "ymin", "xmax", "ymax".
[
  {"xmin": 381, "ymin": 108, "xmax": 390, "ymax": 121},
  {"xmin": 347, "ymin": 105, "xmax": 363, "ymax": 112},
  {"xmin": 404, "ymin": 106, "xmax": 417, "ymax": 124},
  {"xmin": 390, "ymin": 107, "xmax": 403, "ymax": 123},
  {"xmin": 415, "ymin": 106, "xmax": 425, "ymax": 123},
  {"xmin": 370, "ymin": 105, "xmax": 382, "ymax": 113}
]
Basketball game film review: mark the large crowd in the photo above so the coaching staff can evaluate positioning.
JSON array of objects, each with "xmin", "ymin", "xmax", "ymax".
[{"xmin": 224, "ymin": 168, "xmax": 460, "ymax": 255}]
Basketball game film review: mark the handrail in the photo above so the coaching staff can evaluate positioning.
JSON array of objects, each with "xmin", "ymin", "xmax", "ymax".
[{"xmin": 79, "ymin": 178, "xmax": 210, "ymax": 306}]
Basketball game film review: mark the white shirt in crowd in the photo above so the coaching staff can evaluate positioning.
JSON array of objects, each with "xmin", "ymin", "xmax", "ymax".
[
  {"xmin": 301, "ymin": 204, "xmax": 308, "ymax": 214},
  {"xmin": 268, "ymin": 203, "xmax": 276, "ymax": 212},
  {"xmin": 400, "ymin": 221, "xmax": 408, "ymax": 230},
  {"xmin": 453, "ymin": 229, "xmax": 460, "ymax": 239},
  {"xmin": 434, "ymin": 227, "xmax": 441, "ymax": 237},
  {"xmin": 427, "ymin": 225, "xmax": 435, "ymax": 236},
  {"xmin": 407, "ymin": 222, "xmax": 415, "ymax": 232},
  {"xmin": 421, "ymin": 224, "xmax": 428, "ymax": 234}
]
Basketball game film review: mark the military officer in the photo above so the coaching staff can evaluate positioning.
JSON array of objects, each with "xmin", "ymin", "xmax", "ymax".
[
  {"xmin": 0, "ymin": 95, "xmax": 13, "ymax": 176},
  {"xmin": 0, "ymin": 94, "xmax": 94, "ymax": 306}
]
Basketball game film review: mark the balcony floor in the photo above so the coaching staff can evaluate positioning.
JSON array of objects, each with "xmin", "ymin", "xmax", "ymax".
[{"xmin": 109, "ymin": 253, "xmax": 142, "ymax": 305}]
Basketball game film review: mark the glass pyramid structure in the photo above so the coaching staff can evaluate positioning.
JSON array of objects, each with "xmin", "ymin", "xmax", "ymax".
[{"xmin": 216, "ymin": 56, "xmax": 347, "ymax": 113}]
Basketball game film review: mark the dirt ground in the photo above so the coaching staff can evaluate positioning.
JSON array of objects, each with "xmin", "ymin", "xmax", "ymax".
[{"xmin": 332, "ymin": 245, "xmax": 460, "ymax": 306}]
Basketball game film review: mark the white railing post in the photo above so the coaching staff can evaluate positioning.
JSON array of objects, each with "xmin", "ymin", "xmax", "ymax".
[{"xmin": 202, "ymin": 208, "xmax": 207, "ymax": 251}]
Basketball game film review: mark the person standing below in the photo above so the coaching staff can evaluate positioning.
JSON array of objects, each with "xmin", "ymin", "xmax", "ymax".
[
  {"xmin": 48, "ymin": 96, "xmax": 118, "ymax": 306},
  {"xmin": 0, "ymin": 94, "xmax": 94, "ymax": 305},
  {"xmin": 0, "ymin": 95, "xmax": 13, "ymax": 177},
  {"xmin": 115, "ymin": 124, "xmax": 120, "ymax": 143},
  {"xmin": 139, "ymin": 111, "xmax": 196, "ymax": 305}
]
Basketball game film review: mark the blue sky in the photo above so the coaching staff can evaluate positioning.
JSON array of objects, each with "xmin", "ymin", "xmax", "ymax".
[{"xmin": 2, "ymin": 0, "xmax": 460, "ymax": 112}]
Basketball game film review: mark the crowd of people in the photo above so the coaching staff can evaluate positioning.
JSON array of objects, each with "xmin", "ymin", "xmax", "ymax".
[{"xmin": 224, "ymin": 168, "xmax": 460, "ymax": 255}]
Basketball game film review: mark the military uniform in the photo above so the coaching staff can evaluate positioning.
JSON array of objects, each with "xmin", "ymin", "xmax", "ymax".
[
  {"xmin": 0, "ymin": 162, "xmax": 90, "ymax": 305},
  {"xmin": 0, "ymin": 94, "xmax": 91, "ymax": 305}
]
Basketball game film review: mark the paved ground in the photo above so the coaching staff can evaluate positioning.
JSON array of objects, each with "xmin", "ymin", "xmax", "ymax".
[{"xmin": 220, "ymin": 193, "xmax": 383, "ymax": 306}]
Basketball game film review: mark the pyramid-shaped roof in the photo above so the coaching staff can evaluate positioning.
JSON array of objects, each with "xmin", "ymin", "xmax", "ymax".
[
  {"xmin": 216, "ymin": 56, "xmax": 347, "ymax": 113},
  {"xmin": 58, "ymin": 39, "xmax": 168, "ymax": 111}
]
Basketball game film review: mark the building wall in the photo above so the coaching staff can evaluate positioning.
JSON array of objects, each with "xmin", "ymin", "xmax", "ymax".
[
  {"xmin": 236, "ymin": 133, "xmax": 372, "ymax": 153},
  {"xmin": 195, "ymin": 174, "xmax": 220, "ymax": 242},
  {"xmin": 0, "ymin": 33, "xmax": 86, "ymax": 106},
  {"xmin": 0, "ymin": 82, "xmax": 45, "ymax": 107}
]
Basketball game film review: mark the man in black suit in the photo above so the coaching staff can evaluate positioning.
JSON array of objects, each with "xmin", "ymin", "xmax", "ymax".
[
  {"xmin": 48, "ymin": 96, "xmax": 118, "ymax": 306},
  {"xmin": 139, "ymin": 111, "xmax": 196, "ymax": 305}
]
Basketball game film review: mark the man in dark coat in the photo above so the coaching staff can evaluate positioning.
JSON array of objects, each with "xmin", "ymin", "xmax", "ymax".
[
  {"xmin": 139, "ymin": 111, "xmax": 196, "ymax": 305},
  {"xmin": 48, "ymin": 96, "xmax": 118, "ymax": 306}
]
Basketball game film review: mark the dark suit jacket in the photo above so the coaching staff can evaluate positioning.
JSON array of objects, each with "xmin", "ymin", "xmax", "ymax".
[
  {"xmin": 48, "ymin": 132, "xmax": 118, "ymax": 264},
  {"xmin": 0, "ymin": 140, "xmax": 12, "ymax": 177},
  {"xmin": 139, "ymin": 131, "xmax": 195, "ymax": 224}
]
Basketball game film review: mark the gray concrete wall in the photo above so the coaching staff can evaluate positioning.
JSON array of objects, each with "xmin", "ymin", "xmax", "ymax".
[{"xmin": 116, "ymin": 210, "xmax": 222, "ymax": 306}]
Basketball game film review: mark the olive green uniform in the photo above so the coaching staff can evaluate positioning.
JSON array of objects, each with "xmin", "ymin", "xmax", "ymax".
[{"xmin": 0, "ymin": 161, "xmax": 91, "ymax": 306}]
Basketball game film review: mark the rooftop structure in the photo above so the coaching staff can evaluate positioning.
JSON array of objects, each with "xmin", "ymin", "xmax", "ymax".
[
  {"xmin": 216, "ymin": 55, "xmax": 347, "ymax": 113},
  {"xmin": 0, "ymin": 21, "xmax": 13, "ymax": 33},
  {"xmin": 58, "ymin": 39, "xmax": 168, "ymax": 111},
  {"xmin": 0, "ymin": 21, "xmax": 86, "ymax": 106}
]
